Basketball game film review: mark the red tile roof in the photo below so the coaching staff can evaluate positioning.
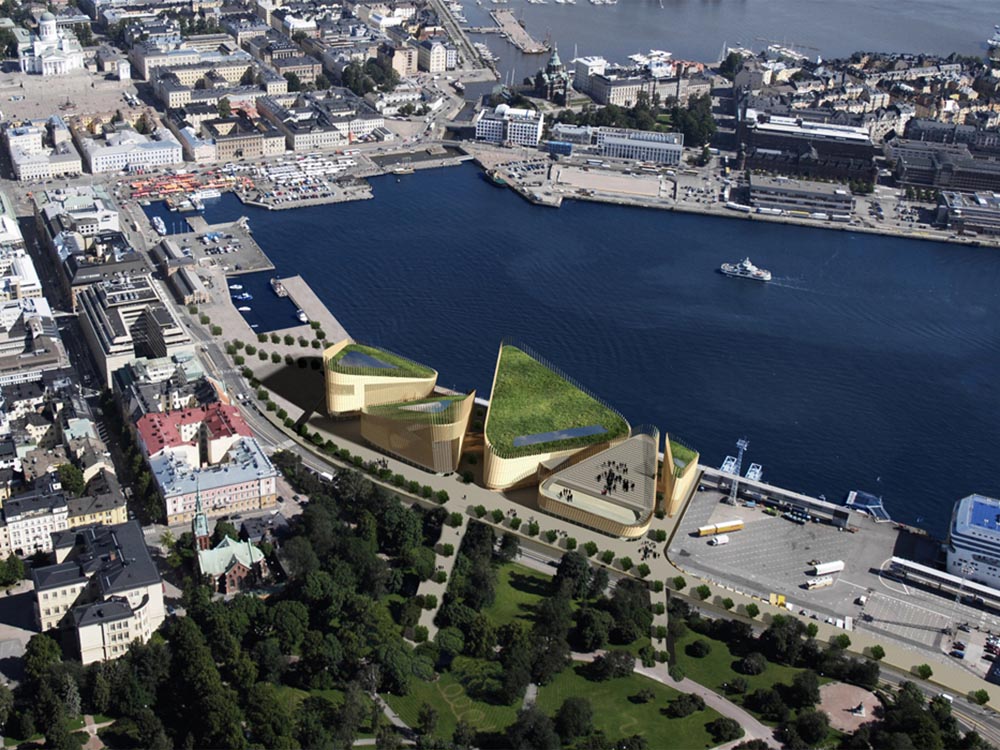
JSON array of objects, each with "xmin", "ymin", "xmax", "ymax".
[{"xmin": 136, "ymin": 403, "xmax": 251, "ymax": 455}]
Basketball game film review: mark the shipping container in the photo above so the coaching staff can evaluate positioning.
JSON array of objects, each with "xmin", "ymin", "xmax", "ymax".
[{"xmin": 811, "ymin": 560, "xmax": 845, "ymax": 576}]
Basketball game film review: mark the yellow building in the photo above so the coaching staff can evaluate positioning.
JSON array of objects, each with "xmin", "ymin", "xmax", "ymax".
[
  {"xmin": 67, "ymin": 491, "xmax": 128, "ymax": 529},
  {"xmin": 537, "ymin": 426, "xmax": 659, "ymax": 539},
  {"xmin": 361, "ymin": 392, "xmax": 475, "ymax": 473},
  {"xmin": 323, "ymin": 340, "xmax": 437, "ymax": 416},
  {"xmin": 482, "ymin": 343, "xmax": 629, "ymax": 490}
]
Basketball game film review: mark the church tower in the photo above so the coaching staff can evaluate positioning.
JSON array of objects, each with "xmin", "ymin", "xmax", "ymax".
[
  {"xmin": 39, "ymin": 12, "xmax": 57, "ymax": 42},
  {"xmin": 193, "ymin": 489, "xmax": 211, "ymax": 551}
]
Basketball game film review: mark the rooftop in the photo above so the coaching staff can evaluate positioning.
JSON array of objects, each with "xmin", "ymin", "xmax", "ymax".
[
  {"xmin": 136, "ymin": 402, "xmax": 251, "ymax": 455},
  {"xmin": 953, "ymin": 494, "xmax": 1000, "ymax": 539},
  {"xmin": 327, "ymin": 343, "xmax": 435, "ymax": 379},
  {"xmin": 149, "ymin": 436, "xmax": 276, "ymax": 497},
  {"xmin": 363, "ymin": 393, "xmax": 469, "ymax": 423},
  {"xmin": 485, "ymin": 344, "xmax": 629, "ymax": 458}
]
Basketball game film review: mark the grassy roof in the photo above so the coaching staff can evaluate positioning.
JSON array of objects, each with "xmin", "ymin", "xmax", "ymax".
[
  {"xmin": 486, "ymin": 345, "xmax": 628, "ymax": 458},
  {"xmin": 364, "ymin": 394, "xmax": 468, "ymax": 423},
  {"xmin": 670, "ymin": 440, "xmax": 698, "ymax": 471},
  {"xmin": 327, "ymin": 343, "xmax": 435, "ymax": 379}
]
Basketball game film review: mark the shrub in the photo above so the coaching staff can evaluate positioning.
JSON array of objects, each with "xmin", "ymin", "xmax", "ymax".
[
  {"xmin": 266, "ymin": 401, "xmax": 276, "ymax": 412},
  {"xmin": 246, "ymin": 345, "xmax": 257, "ymax": 355},
  {"xmin": 637, "ymin": 563, "xmax": 650, "ymax": 578},
  {"xmin": 619, "ymin": 556, "xmax": 633, "ymax": 571},
  {"xmin": 726, "ymin": 677, "xmax": 748, "ymax": 695},
  {"xmin": 491, "ymin": 509, "xmax": 504, "ymax": 523},
  {"xmin": 722, "ymin": 597, "xmax": 734, "ymax": 611},
  {"xmin": 315, "ymin": 330, "xmax": 326, "ymax": 340},
  {"xmin": 915, "ymin": 664, "xmax": 933, "ymax": 680},
  {"xmin": 671, "ymin": 576, "xmax": 686, "ymax": 591},
  {"xmin": 233, "ymin": 355, "xmax": 245, "ymax": 366},
  {"xmin": 668, "ymin": 664, "xmax": 685, "ymax": 682},
  {"xmin": 433, "ymin": 570, "xmax": 447, "ymax": 583},
  {"xmin": 233, "ymin": 340, "xmax": 245, "ymax": 350},
  {"xmin": 413, "ymin": 625, "xmax": 428, "ymax": 643},
  {"xmin": 298, "ymin": 337, "xmax": 308, "ymax": 347},
  {"xmin": 199, "ymin": 314, "xmax": 210, "ymax": 325},
  {"xmin": 590, "ymin": 651, "xmax": 634, "ymax": 681},
  {"xmin": 745, "ymin": 603, "xmax": 760, "ymax": 619},
  {"xmin": 271, "ymin": 352, "xmax": 281, "ymax": 363},
  {"xmin": 422, "ymin": 595, "xmax": 438, "ymax": 610},
  {"xmin": 806, "ymin": 623, "xmax": 819, "ymax": 639},
  {"xmin": 284, "ymin": 335, "xmax": 294, "ymax": 345},
  {"xmin": 565, "ymin": 537, "xmax": 577, "ymax": 550},
  {"xmin": 665, "ymin": 692, "xmax": 705, "ymax": 718},
  {"xmin": 632, "ymin": 688, "xmax": 655, "ymax": 704},
  {"xmin": 694, "ymin": 584, "xmax": 711, "ymax": 600},
  {"xmin": 187, "ymin": 304, "xmax": 198, "ymax": 314},
  {"xmin": 653, "ymin": 625, "xmax": 667, "ymax": 641},
  {"xmin": 283, "ymin": 418, "xmax": 295, "ymax": 429},
  {"xmin": 257, "ymin": 333, "xmax": 267, "ymax": 342},
  {"xmin": 311, "ymin": 340, "xmax": 321, "ymax": 349},
  {"xmin": 225, "ymin": 344, "xmax": 236, "ymax": 355},
  {"xmin": 461, "ymin": 471, "xmax": 474, "ymax": 483},
  {"xmin": 435, "ymin": 490, "xmax": 449, "ymax": 504},
  {"xmin": 473, "ymin": 505, "xmax": 487, "ymax": 518},
  {"xmin": 407, "ymin": 480, "xmax": 421, "ymax": 494},
  {"xmin": 270, "ymin": 333, "xmax": 280, "ymax": 344},
  {"xmin": 526, "ymin": 522, "xmax": 539, "ymax": 537},
  {"xmin": 256, "ymin": 388, "xmax": 268, "ymax": 400},
  {"xmin": 392, "ymin": 474, "xmax": 405, "ymax": 487},
  {"xmin": 447, "ymin": 513, "xmax": 463, "ymax": 528},
  {"xmin": 707, "ymin": 717, "xmax": 743, "ymax": 744},
  {"xmin": 258, "ymin": 350, "xmax": 268, "ymax": 360},
  {"xmin": 509, "ymin": 517, "xmax": 522, "ymax": 530},
  {"xmin": 653, "ymin": 602, "xmax": 665, "ymax": 616},
  {"xmin": 869, "ymin": 644, "xmax": 885, "ymax": 661},
  {"xmin": 973, "ymin": 689, "xmax": 990, "ymax": 706},
  {"xmin": 600, "ymin": 550, "xmax": 614, "ymax": 565},
  {"xmin": 544, "ymin": 530, "xmax": 558, "ymax": 544},
  {"xmin": 654, "ymin": 529, "xmax": 667, "ymax": 542},
  {"xmin": 421, "ymin": 485, "xmax": 433, "ymax": 499},
  {"xmin": 685, "ymin": 639, "xmax": 711, "ymax": 658},
  {"xmin": 210, "ymin": 325, "xmax": 222, "ymax": 336},
  {"xmin": 833, "ymin": 634, "xmax": 851, "ymax": 650},
  {"xmin": 584, "ymin": 541, "xmax": 598, "ymax": 557},
  {"xmin": 440, "ymin": 544, "xmax": 454, "ymax": 557},
  {"xmin": 737, "ymin": 652, "xmax": 766, "ymax": 676},
  {"xmin": 651, "ymin": 580, "xmax": 664, "ymax": 593},
  {"xmin": 276, "ymin": 408, "xmax": 287, "ymax": 420}
]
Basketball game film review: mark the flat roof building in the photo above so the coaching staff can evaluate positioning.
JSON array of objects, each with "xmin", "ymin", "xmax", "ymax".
[
  {"xmin": 937, "ymin": 192, "xmax": 1000, "ymax": 236},
  {"xmin": 475, "ymin": 104, "xmax": 544, "ymax": 147},
  {"xmin": 596, "ymin": 127, "xmax": 683, "ymax": 165},
  {"xmin": 749, "ymin": 174, "xmax": 854, "ymax": 217}
]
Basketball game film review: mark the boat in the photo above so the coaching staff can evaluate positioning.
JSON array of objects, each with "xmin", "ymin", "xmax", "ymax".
[
  {"xmin": 237, "ymin": 306, "xmax": 252, "ymax": 312},
  {"xmin": 296, "ymin": 309, "xmax": 308, "ymax": 323},
  {"xmin": 990, "ymin": 25, "xmax": 1000, "ymax": 49},
  {"xmin": 250, "ymin": 323, "xmax": 259, "ymax": 329},
  {"xmin": 270, "ymin": 277, "xmax": 289, "ymax": 297},
  {"xmin": 190, "ymin": 188, "xmax": 222, "ymax": 200},
  {"xmin": 719, "ymin": 257, "xmax": 771, "ymax": 282},
  {"xmin": 152, "ymin": 216, "xmax": 167, "ymax": 236},
  {"xmin": 232, "ymin": 292, "xmax": 253, "ymax": 301},
  {"xmin": 453, "ymin": 80, "xmax": 466, "ymax": 93},
  {"xmin": 229, "ymin": 284, "xmax": 244, "ymax": 290},
  {"xmin": 486, "ymin": 169, "xmax": 507, "ymax": 187},
  {"xmin": 392, "ymin": 165, "xmax": 415, "ymax": 175}
]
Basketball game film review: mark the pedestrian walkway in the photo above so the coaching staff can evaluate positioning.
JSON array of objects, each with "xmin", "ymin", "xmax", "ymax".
[{"xmin": 416, "ymin": 521, "xmax": 466, "ymax": 640}]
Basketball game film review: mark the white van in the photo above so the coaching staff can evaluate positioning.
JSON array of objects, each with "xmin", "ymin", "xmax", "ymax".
[{"xmin": 708, "ymin": 534, "xmax": 730, "ymax": 546}]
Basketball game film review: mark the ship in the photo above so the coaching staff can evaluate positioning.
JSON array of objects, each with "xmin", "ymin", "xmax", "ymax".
[
  {"xmin": 485, "ymin": 169, "xmax": 507, "ymax": 187},
  {"xmin": 719, "ymin": 257, "xmax": 771, "ymax": 282},
  {"xmin": 990, "ymin": 25, "xmax": 1000, "ymax": 49},
  {"xmin": 152, "ymin": 216, "xmax": 167, "ymax": 236},
  {"xmin": 270, "ymin": 277, "xmax": 289, "ymax": 297},
  {"xmin": 297, "ymin": 309, "xmax": 308, "ymax": 323}
]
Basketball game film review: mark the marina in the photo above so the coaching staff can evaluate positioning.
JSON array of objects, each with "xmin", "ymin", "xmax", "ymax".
[{"xmin": 489, "ymin": 9, "xmax": 549, "ymax": 54}]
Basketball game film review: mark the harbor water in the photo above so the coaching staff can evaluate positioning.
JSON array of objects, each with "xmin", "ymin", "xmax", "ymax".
[
  {"xmin": 456, "ymin": 0, "xmax": 998, "ymax": 77},
  {"xmin": 200, "ymin": 164, "xmax": 1000, "ymax": 537}
]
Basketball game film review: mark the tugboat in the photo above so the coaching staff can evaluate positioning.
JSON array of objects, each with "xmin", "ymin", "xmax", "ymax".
[{"xmin": 719, "ymin": 257, "xmax": 772, "ymax": 282}]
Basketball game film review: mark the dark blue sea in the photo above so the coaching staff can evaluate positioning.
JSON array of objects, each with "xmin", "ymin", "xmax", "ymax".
[{"xmin": 196, "ymin": 164, "xmax": 1000, "ymax": 537}]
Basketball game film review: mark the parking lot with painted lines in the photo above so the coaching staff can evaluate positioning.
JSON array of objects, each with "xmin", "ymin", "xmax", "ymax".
[{"xmin": 861, "ymin": 591, "xmax": 950, "ymax": 649}]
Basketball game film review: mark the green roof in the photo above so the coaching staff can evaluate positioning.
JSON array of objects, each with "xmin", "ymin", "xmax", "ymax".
[
  {"xmin": 670, "ymin": 439, "xmax": 698, "ymax": 475},
  {"xmin": 365, "ymin": 394, "xmax": 468, "ymax": 423},
  {"xmin": 327, "ymin": 344, "xmax": 435, "ymax": 379},
  {"xmin": 486, "ymin": 345, "xmax": 628, "ymax": 458}
]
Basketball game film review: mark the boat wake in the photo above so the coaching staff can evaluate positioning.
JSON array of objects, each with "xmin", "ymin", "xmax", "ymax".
[{"xmin": 765, "ymin": 277, "xmax": 812, "ymax": 291}]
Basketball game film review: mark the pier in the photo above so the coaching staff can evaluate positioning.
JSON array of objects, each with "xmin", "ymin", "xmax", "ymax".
[{"xmin": 489, "ymin": 10, "xmax": 549, "ymax": 54}]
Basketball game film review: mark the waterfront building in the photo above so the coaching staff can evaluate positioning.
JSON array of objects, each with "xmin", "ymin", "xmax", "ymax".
[
  {"xmin": 538, "ymin": 426, "xmax": 658, "ymax": 539},
  {"xmin": 257, "ymin": 92, "xmax": 385, "ymax": 151},
  {"xmin": 32, "ymin": 521, "xmax": 165, "ymax": 664},
  {"xmin": 596, "ymin": 127, "xmax": 683, "ymax": 166},
  {"xmin": 18, "ymin": 12, "xmax": 85, "ymax": 76},
  {"xmin": 417, "ymin": 40, "xmax": 447, "ymax": 74},
  {"xmin": 572, "ymin": 56, "xmax": 607, "ymax": 95},
  {"xmin": 748, "ymin": 175, "xmax": 854, "ymax": 216},
  {"xmin": 361, "ymin": 391, "xmax": 475, "ymax": 473},
  {"xmin": 588, "ymin": 73, "xmax": 649, "ymax": 108},
  {"xmin": 887, "ymin": 138, "xmax": 1000, "ymax": 193},
  {"xmin": 77, "ymin": 275, "xmax": 193, "ymax": 387},
  {"xmin": 74, "ymin": 123, "xmax": 183, "ymax": 175},
  {"xmin": 948, "ymin": 494, "xmax": 1000, "ymax": 589},
  {"xmin": 474, "ymin": 105, "xmax": 544, "ymax": 148},
  {"xmin": 323, "ymin": 340, "xmax": 437, "ymax": 415},
  {"xmin": 199, "ymin": 112, "xmax": 286, "ymax": 162},
  {"xmin": 937, "ymin": 192, "xmax": 1000, "ymax": 236},
  {"xmin": 483, "ymin": 343, "xmax": 629, "ymax": 491},
  {"xmin": 364, "ymin": 85, "xmax": 423, "ymax": 115}
]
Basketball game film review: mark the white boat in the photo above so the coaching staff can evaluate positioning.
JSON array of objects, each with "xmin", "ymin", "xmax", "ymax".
[
  {"xmin": 229, "ymin": 284, "xmax": 244, "ymax": 290},
  {"xmin": 152, "ymin": 216, "xmax": 167, "ymax": 236},
  {"xmin": 190, "ymin": 188, "xmax": 222, "ymax": 200},
  {"xmin": 270, "ymin": 277, "xmax": 288, "ymax": 297},
  {"xmin": 990, "ymin": 25, "xmax": 1000, "ymax": 49},
  {"xmin": 237, "ymin": 306, "xmax": 251, "ymax": 311},
  {"xmin": 720, "ymin": 257, "xmax": 771, "ymax": 282},
  {"xmin": 296, "ymin": 309, "xmax": 308, "ymax": 323}
]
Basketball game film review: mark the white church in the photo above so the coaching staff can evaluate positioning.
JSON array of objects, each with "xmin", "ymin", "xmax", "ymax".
[{"xmin": 19, "ymin": 12, "xmax": 85, "ymax": 77}]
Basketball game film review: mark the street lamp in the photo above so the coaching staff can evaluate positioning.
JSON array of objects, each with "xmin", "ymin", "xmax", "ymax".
[{"xmin": 954, "ymin": 561, "xmax": 975, "ymax": 632}]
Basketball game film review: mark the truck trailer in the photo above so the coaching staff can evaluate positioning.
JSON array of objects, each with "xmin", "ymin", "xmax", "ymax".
[
  {"xmin": 697, "ymin": 520, "xmax": 744, "ymax": 537},
  {"xmin": 811, "ymin": 560, "xmax": 845, "ymax": 576}
]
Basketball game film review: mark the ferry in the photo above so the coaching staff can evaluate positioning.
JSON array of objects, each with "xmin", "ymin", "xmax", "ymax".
[
  {"xmin": 990, "ymin": 25, "xmax": 1000, "ymax": 49},
  {"xmin": 270, "ymin": 277, "xmax": 289, "ymax": 297},
  {"xmin": 296, "ymin": 309, "xmax": 308, "ymax": 323},
  {"xmin": 719, "ymin": 257, "xmax": 771, "ymax": 282},
  {"xmin": 152, "ymin": 216, "xmax": 167, "ymax": 236}
]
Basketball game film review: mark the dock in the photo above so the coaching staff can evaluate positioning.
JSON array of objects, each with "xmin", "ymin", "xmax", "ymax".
[
  {"xmin": 489, "ymin": 10, "xmax": 549, "ymax": 54},
  {"xmin": 280, "ymin": 275, "xmax": 350, "ymax": 344}
]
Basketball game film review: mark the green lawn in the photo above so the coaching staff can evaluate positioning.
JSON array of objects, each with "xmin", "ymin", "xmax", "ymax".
[
  {"xmin": 481, "ymin": 563, "xmax": 553, "ymax": 627},
  {"xmin": 670, "ymin": 440, "xmax": 698, "ymax": 471},
  {"xmin": 486, "ymin": 345, "xmax": 629, "ymax": 458},
  {"xmin": 674, "ymin": 630, "xmax": 827, "ymax": 724},
  {"xmin": 327, "ymin": 343, "xmax": 435, "ymax": 379},
  {"xmin": 385, "ymin": 658, "xmax": 522, "ymax": 740},
  {"xmin": 273, "ymin": 685, "xmax": 376, "ymax": 737},
  {"xmin": 535, "ymin": 663, "xmax": 723, "ymax": 748},
  {"xmin": 365, "ymin": 394, "xmax": 469, "ymax": 423}
]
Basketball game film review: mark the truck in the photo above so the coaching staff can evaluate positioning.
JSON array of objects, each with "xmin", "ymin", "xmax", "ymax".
[
  {"xmin": 697, "ymin": 520, "xmax": 744, "ymax": 536},
  {"xmin": 805, "ymin": 576, "xmax": 834, "ymax": 590},
  {"xmin": 707, "ymin": 534, "xmax": 730, "ymax": 546},
  {"xmin": 319, "ymin": 471, "xmax": 334, "ymax": 483},
  {"xmin": 811, "ymin": 560, "xmax": 845, "ymax": 576}
]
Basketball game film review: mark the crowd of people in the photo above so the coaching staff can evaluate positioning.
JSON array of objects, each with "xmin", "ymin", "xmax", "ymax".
[
  {"xmin": 639, "ymin": 539, "xmax": 661, "ymax": 561},
  {"xmin": 597, "ymin": 460, "xmax": 636, "ymax": 496}
]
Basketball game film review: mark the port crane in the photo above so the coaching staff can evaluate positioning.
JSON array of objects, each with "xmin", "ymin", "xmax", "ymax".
[{"xmin": 725, "ymin": 438, "xmax": 749, "ymax": 505}]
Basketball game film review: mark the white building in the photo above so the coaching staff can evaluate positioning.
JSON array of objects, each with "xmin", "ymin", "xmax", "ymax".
[
  {"xmin": 572, "ymin": 55, "xmax": 607, "ymax": 94},
  {"xmin": 418, "ymin": 40, "xmax": 447, "ymax": 74},
  {"xmin": 596, "ymin": 127, "xmax": 684, "ymax": 165},
  {"xmin": 76, "ymin": 126, "xmax": 183, "ymax": 174},
  {"xmin": 5, "ymin": 491, "xmax": 69, "ymax": 555},
  {"xmin": 19, "ymin": 12, "xmax": 85, "ymax": 77},
  {"xmin": 4, "ymin": 119, "xmax": 82, "ymax": 181},
  {"xmin": 475, "ymin": 105, "xmax": 544, "ymax": 147}
]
